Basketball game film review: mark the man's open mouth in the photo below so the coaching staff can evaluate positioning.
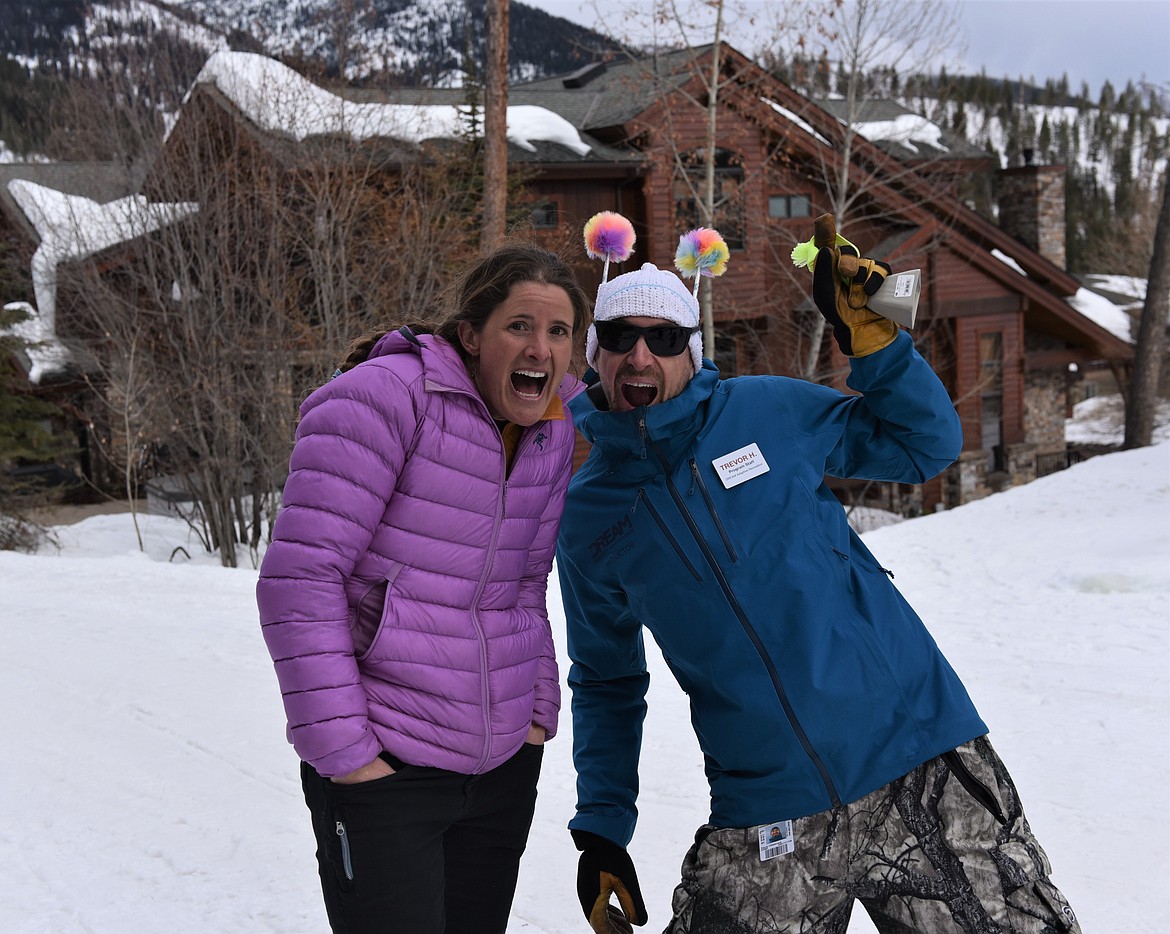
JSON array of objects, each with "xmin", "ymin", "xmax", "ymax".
[
  {"xmin": 511, "ymin": 369, "xmax": 548, "ymax": 399},
  {"xmin": 620, "ymin": 380, "xmax": 658, "ymax": 408}
]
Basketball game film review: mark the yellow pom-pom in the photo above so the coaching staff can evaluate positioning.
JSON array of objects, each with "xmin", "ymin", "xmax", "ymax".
[{"xmin": 790, "ymin": 239, "xmax": 819, "ymax": 269}]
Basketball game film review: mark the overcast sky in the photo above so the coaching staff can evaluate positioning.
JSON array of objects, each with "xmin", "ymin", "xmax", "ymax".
[{"xmin": 524, "ymin": 0, "xmax": 1170, "ymax": 98}]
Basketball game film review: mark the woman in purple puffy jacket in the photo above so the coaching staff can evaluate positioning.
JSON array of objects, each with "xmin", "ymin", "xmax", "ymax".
[{"xmin": 257, "ymin": 243, "xmax": 589, "ymax": 933}]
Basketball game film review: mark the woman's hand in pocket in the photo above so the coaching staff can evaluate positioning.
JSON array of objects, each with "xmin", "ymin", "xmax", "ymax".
[
  {"xmin": 331, "ymin": 756, "xmax": 396, "ymax": 784},
  {"xmin": 525, "ymin": 723, "xmax": 547, "ymax": 745}
]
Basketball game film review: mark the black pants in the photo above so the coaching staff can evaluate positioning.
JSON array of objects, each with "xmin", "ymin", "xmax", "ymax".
[{"xmin": 300, "ymin": 743, "xmax": 544, "ymax": 934}]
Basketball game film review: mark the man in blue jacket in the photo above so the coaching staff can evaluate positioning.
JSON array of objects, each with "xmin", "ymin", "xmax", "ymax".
[{"xmin": 557, "ymin": 237, "xmax": 1079, "ymax": 933}]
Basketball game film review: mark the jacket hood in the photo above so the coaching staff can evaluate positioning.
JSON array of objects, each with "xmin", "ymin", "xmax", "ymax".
[
  {"xmin": 369, "ymin": 326, "xmax": 585, "ymax": 409},
  {"xmin": 369, "ymin": 328, "xmax": 470, "ymax": 391}
]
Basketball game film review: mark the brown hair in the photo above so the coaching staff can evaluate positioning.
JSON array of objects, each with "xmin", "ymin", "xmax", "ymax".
[{"xmin": 337, "ymin": 242, "xmax": 589, "ymax": 374}]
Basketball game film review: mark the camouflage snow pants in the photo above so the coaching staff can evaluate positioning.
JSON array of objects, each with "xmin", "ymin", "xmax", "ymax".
[{"xmin": 665, "ymin": 736, "xmax": 1079, "ymax": 934}]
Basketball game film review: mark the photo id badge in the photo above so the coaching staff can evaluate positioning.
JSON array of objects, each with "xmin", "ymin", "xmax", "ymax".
[
  {"xmin": 758, "ymin": 820, "xmax": 794, "ymax": 861},
  {"xmin": 713, "ymin": 443, "xmax": 770, "ymax": 489}
]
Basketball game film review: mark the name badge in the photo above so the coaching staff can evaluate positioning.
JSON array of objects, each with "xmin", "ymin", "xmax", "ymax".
[
  {"xmin": 758, "ymin": 820, "xmax": 794, "ymax": 861},
  {"xmin": 713, "ymin": 442, "xmax": 770, "ymax": 489}
]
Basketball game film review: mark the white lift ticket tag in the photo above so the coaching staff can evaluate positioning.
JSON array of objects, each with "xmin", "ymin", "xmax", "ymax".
[
  {"xmin": 713, "ymin": 443, "xmax": 770, "ymax": 489},
  {"xmin": 758, "ymin": 820, "xmax": 795, "ymax": 861}
]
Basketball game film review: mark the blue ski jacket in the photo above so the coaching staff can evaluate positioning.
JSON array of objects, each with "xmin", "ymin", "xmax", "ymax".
[{"xmin": 557, "ymin": 333, "xmax": 988, "ymax": 847}]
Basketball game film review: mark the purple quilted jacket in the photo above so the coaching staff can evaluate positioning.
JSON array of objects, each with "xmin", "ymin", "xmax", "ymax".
[{"xmin": 257, "ymin": 330, "xmax": 581, "ymax": 778}]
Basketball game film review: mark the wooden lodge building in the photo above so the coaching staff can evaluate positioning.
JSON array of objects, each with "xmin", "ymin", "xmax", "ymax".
[{"xmin": 1, "ymin": 43, "xmax": 1134, "ymax": 515}]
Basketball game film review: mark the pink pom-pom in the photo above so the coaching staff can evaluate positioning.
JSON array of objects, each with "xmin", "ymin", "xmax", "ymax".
[
  {"xmin": 674, "ymin": 228, "xmax": 729, "ymax": 279},
  {"xmin": 584, "ymin": 212, "xmax": 636, "ymax": 263}
]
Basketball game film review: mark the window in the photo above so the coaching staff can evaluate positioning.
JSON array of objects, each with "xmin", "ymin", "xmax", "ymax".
[
  {"xmin": 673, "ymin": 149, "xmax": 745, "ymax": 250},
  {"xmin": 768, "ymin": 194, "xmax": 811, "ymax": 220},
  {"xmin": 714, "ymin": 317, "xmax": 769, "ymax": 378},
  {"xmin": 530, "ymin": 200, "xmax": 559, "ymax": 229},
  {"xmin": 979, "ymin": 332, "xmax": 1004, "ymax": 472}
]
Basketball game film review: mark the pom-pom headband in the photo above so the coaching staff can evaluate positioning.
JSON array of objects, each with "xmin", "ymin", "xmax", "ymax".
[
  {"xmin": 584, "ymin": 211, "xmax": 636, "ymax": 283},
  {"xmin": 582, "ymin": 214, "xmax": 730, "ymax": 375},
  {"xmin": 674, "ymin": 227, "xmax": 730, "ymax": 297}
]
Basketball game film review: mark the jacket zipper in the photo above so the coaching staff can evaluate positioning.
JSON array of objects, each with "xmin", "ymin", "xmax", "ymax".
[
  {"xmin": 649, "ymin": 439, "xmax": 842, "ymax": 809},
  {"xmin": 689, "ymin": 459, "xmax": 738, "ymax": 562},
  {"xmin": 430, "ymin": 381, "xmax": 553, "ymax": 770},
  {"xmin": 635, "ymin": 491, "xmax": 703, "ymax": 581},
  {"xmin": 469, "ymin": 421, "xmax": 515, "ymax": 772}
]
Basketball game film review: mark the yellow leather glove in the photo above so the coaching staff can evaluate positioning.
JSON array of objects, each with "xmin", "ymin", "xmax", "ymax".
[
  {"xmin": 810, "ymin": 214, "xmax": 899, "ymax": 357},
  {"xmin": 572, "ymin": 830, "xmax": 648, "ymax": 933}
]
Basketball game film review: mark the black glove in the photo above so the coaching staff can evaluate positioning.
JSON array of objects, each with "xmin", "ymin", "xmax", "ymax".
[
  {"xmin": 811, "ymin": 214, "xmax": 898, "ymax": 357},
  {"xmin": 572, "ymin": 829, "xmax": 648, "ymax": 934}
]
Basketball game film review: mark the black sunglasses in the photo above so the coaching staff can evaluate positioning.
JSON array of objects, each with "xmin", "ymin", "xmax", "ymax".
[{"xmin": 594, "ymin": 320, "xmax": 698, "ymax": 357}]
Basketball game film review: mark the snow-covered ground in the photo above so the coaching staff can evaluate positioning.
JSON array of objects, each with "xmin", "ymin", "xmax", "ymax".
[{"xmin": 2, "ymin": 435, "xmax": 1167, "ymax": 932}]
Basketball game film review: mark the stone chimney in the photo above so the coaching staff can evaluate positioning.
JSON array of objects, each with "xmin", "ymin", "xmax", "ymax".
[{"xmin": 997, "ymin": 149, "xmax": 1067, "ymax": 269}]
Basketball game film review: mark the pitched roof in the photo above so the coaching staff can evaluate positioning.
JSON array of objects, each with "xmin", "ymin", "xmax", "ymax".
[
  {"xmin": 185, "ymin": 50, "xmax": 640, "ymax": 167},
  {"xmin": 814, "ymin": 97, "xmax": 990, "ymax": 163},
  {"xmin": 0, "ymin": 162, "xmax": 142, "ymax": 240},
  {"xmin": 515, "ymin": 43, "xmax": 1130, "ymax": 362},
  {"xmin": 512, "ymin": 45, "xmax": 706, "ymax": 132}
]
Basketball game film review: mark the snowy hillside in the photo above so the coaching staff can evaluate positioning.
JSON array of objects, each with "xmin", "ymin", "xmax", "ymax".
[{"xmin": 0, "ymin": 0, "xmax": 615, "ymax": 89}]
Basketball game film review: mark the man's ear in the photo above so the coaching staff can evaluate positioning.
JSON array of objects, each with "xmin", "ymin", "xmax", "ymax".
[{"xmin": 457, "ymin": 320, "xmax": 480, "ymax": 356}]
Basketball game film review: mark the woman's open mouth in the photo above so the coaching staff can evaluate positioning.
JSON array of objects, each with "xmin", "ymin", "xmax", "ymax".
[{"xmin": 511, "ymin": 369, "xmax": 548, "ymax": 399}]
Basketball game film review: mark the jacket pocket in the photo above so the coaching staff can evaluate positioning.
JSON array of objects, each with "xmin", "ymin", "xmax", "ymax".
[
  {"xmin": 355, "ymin": 563, "xmax": 405, "ymax": 660},
  {"xmin": 942, "ymin": 743, "xmax": 1007, "ymax": 825},
  {"xmin": 333, "ymin": 817, "xmax": 356, "ymax": 890}
]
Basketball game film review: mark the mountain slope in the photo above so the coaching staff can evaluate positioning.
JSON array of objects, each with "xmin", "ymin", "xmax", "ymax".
[{"xmin": 0, "ymin": 0, "xmax": 617, "ymax": 86}]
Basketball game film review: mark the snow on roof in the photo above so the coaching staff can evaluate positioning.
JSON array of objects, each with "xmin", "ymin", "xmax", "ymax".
[
  {"xmin": 193, "ymin": 51, "xmax": 593, "ymax": 156},
  {"xmin": 7, "ymin": 179, "xmax": 198, "ymax": 264},
  {"xmin": 5, "ymin": 179, "xmax": 198, "ymax": 383},
  {"xmin": 761, "ymin": 98, "xmax": 831, "ymax": 146},
  {"xmin": 1081, "ymin": 274, "xmax": 1147, "ymax": 304},
  {"xmin": 1067, "ymin": 287, "xmax": 1135, "ymax": 343},
  {"xmin": 3, "ymin": 300, "xmax": 69, "ymax": 382},
  {"xmin": 991, "ymin": 247, "xmax": 1137, "ymax": 344},
  {"xmin": 853, "ymin": 113, "xmax": 948, "ymax": 154},
  {"xmin": 991, "ymin": 248, "xmax": 1027, "ymax": 275}
]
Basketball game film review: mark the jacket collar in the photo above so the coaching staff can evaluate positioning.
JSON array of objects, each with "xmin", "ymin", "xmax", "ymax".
[
  {"xmin": 371, "ymin": 328, "xmax": 578, "ymax": 419},
  {"xmin": 570, "ymin": 361, "xmax": 719, "ymax": 465}
]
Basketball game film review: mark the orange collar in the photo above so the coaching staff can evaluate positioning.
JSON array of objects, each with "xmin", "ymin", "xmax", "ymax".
[{"xmin": 543, "ymin": 394, "xmax": 565, "ymax": 421}]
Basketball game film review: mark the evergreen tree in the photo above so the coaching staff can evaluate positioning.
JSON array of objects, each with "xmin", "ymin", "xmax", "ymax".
[
  {"xmin": 0, "ymin": 306, "xmax": 76, "ymax": 506},
  {"xmin": 1037, "ymin": 114, "xmax": 1052, "ymax": 162}
]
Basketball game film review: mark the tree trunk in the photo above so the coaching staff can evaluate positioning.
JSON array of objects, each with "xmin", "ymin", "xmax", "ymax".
[
  {"xmin": 1124, "ymin": 170, "xmax": 1169, "ymax": 448},
  {"xmin": 481, "ymin": 0, "xmax": 509, "ymax": 250},
  {"xmin": 699, "ymin": 22, "xmax": 723, "ymax": 361}
]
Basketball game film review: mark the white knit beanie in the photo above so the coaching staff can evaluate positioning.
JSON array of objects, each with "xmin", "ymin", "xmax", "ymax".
[{"xmin": 587, "ymin": 262, "xmax": 703, "ymax": 374}]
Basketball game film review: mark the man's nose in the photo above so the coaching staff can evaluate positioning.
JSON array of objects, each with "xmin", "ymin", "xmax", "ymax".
[{"xmin": 626, "ymin": 335, "xmax": 656, "ymax": 366}]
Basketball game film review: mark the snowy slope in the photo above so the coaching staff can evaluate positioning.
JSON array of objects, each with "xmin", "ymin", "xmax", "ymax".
[{"xmin": 1, "ymin": 438, "xmax": 1166, "ymax": 932}]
